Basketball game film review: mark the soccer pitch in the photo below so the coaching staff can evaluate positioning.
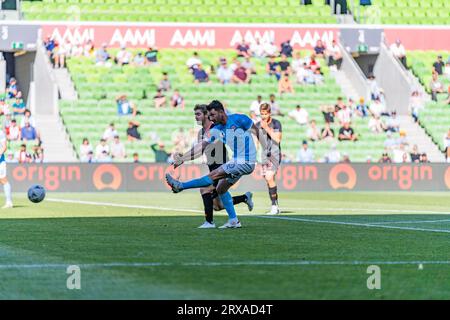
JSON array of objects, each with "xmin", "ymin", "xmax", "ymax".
[{"xmin": 0, "ymin": 191, "xmax": 449, "ymax": 299}]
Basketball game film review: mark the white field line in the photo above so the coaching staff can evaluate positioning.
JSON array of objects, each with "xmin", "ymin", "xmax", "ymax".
[
  {"xmin": 46, "ymin": 198, "xmax": 450, "ymax": 234},
  {"xmin": 253, "ymin": 216, "xmax": 450, "ymax": 234},
  {"xmin": 1, "ymin": 260, "xmax": 450, "ymax": 270},
  {"xmin": 281, "ymin": 207, "xmax": 450, "ymax": 215},
  {"xmin": 369, "ymin": 219, "xmax": 450, "ymax": 225}
]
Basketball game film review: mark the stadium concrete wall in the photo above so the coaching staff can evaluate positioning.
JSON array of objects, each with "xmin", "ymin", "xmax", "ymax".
[{"xmin": 7, "ymin": 163, "xmax": 450, "ymax": 192}]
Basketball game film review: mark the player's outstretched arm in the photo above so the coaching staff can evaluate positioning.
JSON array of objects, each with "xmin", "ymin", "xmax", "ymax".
[{"xmin": 173, "ymin": 140, "xmax": 210, "ymax": 168}]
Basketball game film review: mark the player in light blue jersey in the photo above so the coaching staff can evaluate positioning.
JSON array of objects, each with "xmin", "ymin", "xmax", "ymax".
[
  {"xmin": 0, "ymin": 131, "xmax": 12, "ymax": 208},
  {"xmin": 166, "ymin": 100, "xmax": 267, "ymax": 229}
]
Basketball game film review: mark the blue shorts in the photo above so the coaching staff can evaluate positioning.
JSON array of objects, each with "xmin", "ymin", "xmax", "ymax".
[{"xmin": 221, "ymin": 161, "xmax": 255, "ymax": 185}]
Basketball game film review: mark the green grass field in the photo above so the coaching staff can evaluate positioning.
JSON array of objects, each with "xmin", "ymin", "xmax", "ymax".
[{"xmin": 0, "ymin": 191, "xmax": 449, "ymax": 299}]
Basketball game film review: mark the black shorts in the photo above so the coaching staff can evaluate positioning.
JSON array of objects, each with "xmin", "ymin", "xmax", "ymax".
[{"xmin": 208, "ymin": 163, "xmax": 221, "ymax": 187}]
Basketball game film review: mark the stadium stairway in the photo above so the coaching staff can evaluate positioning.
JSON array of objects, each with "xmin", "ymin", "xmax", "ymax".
[
  {"xmin": 35, "ymin": 114, "xmax": 78, "ymax": 162},
  {"xmin": 398, "ymin": 116, "xmax": 445, "ymax": 162},
  {"xmin": 54, "ymin": 68, "xmax": 77, "ymax": 101},
  {"xmin": 330, "ymin": 68, "xmax": 359, "ymax": 101}
]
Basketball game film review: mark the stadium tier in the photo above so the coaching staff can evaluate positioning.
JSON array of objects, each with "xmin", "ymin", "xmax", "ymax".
[
  {"xmin": 406, "ymin": 50, "xmax": 449, "ymax": 153},
  {"xmin": 356, "ymin": 0, "xmax": 450, "ymax": 24},
  {"xmin": 59, "ymin": 48, "xmax": 389, "ymax": 163},
  {"xmin": 21, "ymin": 0, "xmax": 336, "ymax": 23}
]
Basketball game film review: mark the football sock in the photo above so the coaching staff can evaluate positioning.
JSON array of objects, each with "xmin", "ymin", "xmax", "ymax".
[
  {"xmin": 269, "ymin": 186, "xmax": 278, "ymax": 206},
  {"xmin": 201, "ymin": 193, "xmax": 214, "ymax": 223},
  {"xmin": 4, "ymin": 182, "xmax": 11, "ymax": 203},
  {"xmin": 219, "ymin": 191, "xmax": 237, "ymax": 221},
  {"xmin": 180, "ymin": 175, "xmax": 213, "ymax": 190},
  {"xmin": 232, "ymin": 194, "xmax": 247, "ymax": 205}
]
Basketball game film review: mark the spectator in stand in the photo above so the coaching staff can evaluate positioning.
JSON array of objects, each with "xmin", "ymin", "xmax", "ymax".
[
  {"xmin": 263, "ymin": 40, "xmax": 278, "ymax": 58},
  {"xmin": 444, "ymin": 62, "xmax": 450, "ymax": 79},
  {"xmin": 266, "ymin": 56, "xmax": 279, "ymax": 79},
  {"xmin": 127, "ymin": 120, "xmax": 141, "ymax": 141},
  {"xmin": 186, "ymin": 52, "xmax": 202, "ymax": 72},
  {"xmin": 236, "ymin": 39, "xmax": 250, "ymax": 58},
  {"xmin": 133, "ymin": 52, "xmax": 145, "ymax": 66},
  {"xmin": 21, "ymin": 121, "xmax": 38, "ymax": 142},
  {"xmin": 390, "ymin": 39, "xmax": 407, "ymax": 68},
  {"xmin": 3, "ymin": 113, "xmax": 11, "ymax": 136},
  {"xmin": 278, "ymin": 54, "xmax": 291, "ymax": 75},
  {"xmin": 217, "ymin": 60, "xmax": 233, "ymax": 84},
  {"xmin": 314, "ymin": 40, "xmax": 326, "ymax": 58},
  {"xmin": 444, "ymin": 129, "xmax": 450, "ymax": 162},
  {"xmin": 145, "ymin": 47, "xmax": 158, "ymax": 64},
  {"xmin": 232, "ymin": 61, "xmax": 250, "ymax": 84},
  {"xmin": 433, "ymin": 55, "xmax": 445, "ymax": 75},
  {"xmin": 291, "ymin": 52, "xmax": 303, "ymax": 73},
  {"xmin": 384, "ymin": 131, "xmax": 398, "ymax": 150},
  {"xmin": 368, "ymin": 74, "xmax": 381, "ymax": 100},
  {"xmin": 378, "ymin": 152, "xmax": 392, "ymax": 163},
  {"xmin": 280, "ymin": 40, "xmax": 293, "ymax": 58},
  {"xmin": 355, "ymin": 97, "xmax": 369, "ymax": 117},
  {"xmin": 12, "ymin": 96, "xmax": 26, "ymax": 116},
  {"xmin": 6, "ymin": 78, "xmax": 18, "ymax": 98},
  {"xmin": 409, "ymin": 90, "xmax": 423, "ymax": 122},
  {"xmin": 158, "ymin": 72, "xmax": 171, "ymax": 92},
  {"xmin": 103, "ymin": 123, "xmax": 118, "ymax": 142},
  {"xmin": 446, "ymin": 85, "xmax": 450, "ymax": 105},
  {"xmin": 295, "ymin": 62, "xmax": 309, "ymax": 84},
  {"xmin": 250, "ymin": 39, "xmax": 265, "ymax": 58},
  {"xmin": 5, "ymin": 151, "xmax": 17, "ymax": 163},
  {"xmin": 53, "ymin": 41, "xmax": 68, "ymax": 69},
  {"xmin": 79, "ymin": 138, "xmax": 93, "ymax": 162},
  {"xmin": 95, "ymin": 43, "xmax": 111, "ymax": 67},
  {"xmin": 278, "ymin": 73, "xmax": 295, "ymax": 95},
  {"xmin": 410, "ymin": 144, "xmax": 421, "ymax": 163},
  {"xmin": 7, "ymin": 119, "xmax": 20, "ymax": 141},
  {"xmin": 193, "ymin": 64, "xmax": 210, "ymax": 84},
  {"xmin": 268, "ymin": 94, "xmax": 284, "ymax": 116},
  {"xmin": 397, "ymin": 130, "xmax": 409, "ymax": 146},
  {"xmin": 324, "ymin": 144, "xmax": 341, "ymax": 163},
  {"xmin": 32, "ymin": 145, "xmax": 44, "ymax": 163},
  {"xmin": 368, "ymin": 114, "xmax": 386, "ymax": 133},
  {"xmin": 288, "ymin": 105, "xmax": 308, "ymax": 126},
  {"xmin": 338, "ymin": 122, "xmax": 358, "ymax": 141},
  {"xmin": 0, "ymin": 97, "xmax": 10, "ymax": 116},
  {"xmin": 111, "ymin": 135, "xmax": 126, "ymax": 160},
  {"xmin": 336, "ymin": 103, "xmax": 352, "ymax": 125},
  {"xmin": 250, "ymin": 95, "xmax": 264, "ymax": 117},
  {"xmin": 386, "ymin": 111, "xmax": 400, "ymax": 133},
  {"xmin": 326, "ymin": 40, "xmax": 343, "ymax": 70},
  {"xmin": 95, "ymin": 138, "xmax": 110, "ymax": 159},
  {"xmin": 321, "ymin": 121, "xmax": 335, "ymax": 141},
  {"xmin": 313, "ymin": 68, "xmax": 325, "ymax": 85},
  {"xmin": 430, "ymin": 71, "xmax": 444, "ymax": 102},
  {"xmin": 83, "ymin": 40, "xmax": 95, "ymax": 57},
  {"xmin": 151, "ymin": 142, "xmax": 170, "ymax": 163},
  {"xmin": 116, "ymin": 95, "xmax": 137, "ymax": 116},
  {"xmin": 133, "ymin": 152, "xmax": 139, "ymax": 163},
  {"xmin": 153, "ymin": 89, "xmax": 167, "ymax": 109},
  {"xmin": 15, "ymin": 144, "xmax": 31, "ymax": 164},
  {"xmin": 297, "ymin": 140, "xmax": 314, "ymax": 163},
  {"xmin": 44, "ymin": 36, "xmax": 56, "ymax": 56},
  {"xmin": 334, "ymin": 96, "xmax": 346, "ymax": 113},
  {"xmin": 97, "ymin": 150, "xmax": 112, "ymax": 163},
  {"xmin": 341, "ymin": 153, "xmax": 351, "ymax": 163},
  {"xmin": 308, "ymin": 53, "xmax": 320, "ymax": 71},
  {"xmin": 115, "ymin": 45, "xmax": 132, "ymax": 66},
  {"xmin": 242, "ymin": 57, "xmax": 256, "ymax": 74},
  {"xmin": 420, "ymin": 153, "xmax": 430, "ymax": 163},
  {"xmin": 20, "ymin": 109, "xmax": 36, "ymax": 128},
  {"xmin": 369, "ymin": 97, "xmax": 386, "ymax": 117},
  {"xmin": 170, "ymin": 90, "xmax": 185, "ymax": 110},
  {"xmin": 320, "ymin": 104, "xmax": 335, "ymax": 123},
  {"xmin": 306, "ymin": 120, "xmax": 321, "ymax": 142}
]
